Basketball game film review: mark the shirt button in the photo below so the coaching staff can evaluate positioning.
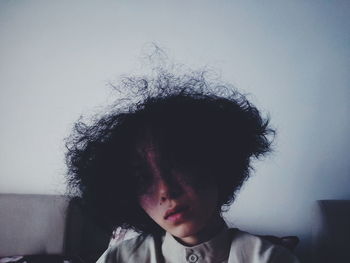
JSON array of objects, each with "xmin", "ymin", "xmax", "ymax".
[{"xmin": 188, "ymin": 254, "xmax": 198, "ymax": 263}]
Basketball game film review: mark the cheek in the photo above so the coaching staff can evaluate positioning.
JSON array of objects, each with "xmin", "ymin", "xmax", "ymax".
[{"xmin": 139, "ymin": 194, "xmax": 159, "ymax": 216}]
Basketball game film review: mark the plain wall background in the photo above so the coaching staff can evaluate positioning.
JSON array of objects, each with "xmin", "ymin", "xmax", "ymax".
[{"xmin": 1, "ymin": 0, "xmax": 349, "ymax": 261}]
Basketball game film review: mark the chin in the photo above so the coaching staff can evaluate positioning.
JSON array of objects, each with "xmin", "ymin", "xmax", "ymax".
[{"xmin": 168, "ymin": 221, "xmax": 202, "ymax": 239}]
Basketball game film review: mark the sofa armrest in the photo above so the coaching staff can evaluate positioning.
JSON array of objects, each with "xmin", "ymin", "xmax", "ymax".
[{"xmin": 312, "ymin": 200, "xmax": 350, "ymax": 262}]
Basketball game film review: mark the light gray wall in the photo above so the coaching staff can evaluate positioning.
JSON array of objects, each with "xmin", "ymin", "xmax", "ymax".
[{"xmin": 1, "ymin": 0, "xmax": 349, "ymax": 261}]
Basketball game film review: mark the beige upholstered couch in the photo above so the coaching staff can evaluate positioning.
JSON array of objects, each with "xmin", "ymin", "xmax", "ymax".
[
  {"xmin": 1, "ymin": 194, "xmax": 349, "ymax": 263},
  {"xmin": 0, "ymin": 194, "xmax": 110, "ymax": 262},
  {"xmin": 312, "ymin": 200, "xmax": 350, "ymax": 262}
]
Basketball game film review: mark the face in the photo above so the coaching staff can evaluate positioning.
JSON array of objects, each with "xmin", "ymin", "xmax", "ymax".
[{"xmin": 138, "ymin": 147, "xmax": 220, "ymax": 244}]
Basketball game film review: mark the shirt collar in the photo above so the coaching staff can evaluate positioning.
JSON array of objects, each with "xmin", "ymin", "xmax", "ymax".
[{"xmin": 161, "ymin": 224, "xmax": 231, "ymax": 263}]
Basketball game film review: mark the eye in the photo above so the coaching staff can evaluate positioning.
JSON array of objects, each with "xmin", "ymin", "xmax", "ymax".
[
  {"xmin": 134, "ymin": 170, "xmax": 155, "ymax": 195},
  {"xmin": 173, "ymin": 170, "xmax": 211, "ymax": 190}
]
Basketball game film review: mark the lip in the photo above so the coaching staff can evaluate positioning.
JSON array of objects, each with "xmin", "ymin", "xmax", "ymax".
[{"xmin": 164, "ymin": 205, "xmax": 189, "ymax": 220}]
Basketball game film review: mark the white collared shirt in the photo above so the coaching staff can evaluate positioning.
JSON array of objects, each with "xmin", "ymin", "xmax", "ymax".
[
  {"xmin": 161, "ymin": 226, "xmax": 231, "ymax": 263},
  {"xmin": 97, "ymin": 228, "xmax": 299, "ymax": 263}
]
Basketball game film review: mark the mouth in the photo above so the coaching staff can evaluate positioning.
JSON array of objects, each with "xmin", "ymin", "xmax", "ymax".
[{"xmin": 164, "ymin": 205, "xmax": 189, "ymax": 221}]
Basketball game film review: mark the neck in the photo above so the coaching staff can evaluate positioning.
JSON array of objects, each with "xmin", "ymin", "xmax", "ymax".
[{"xmin": 175, "ymin": 213, "xmax": 225, "ymax": 246}]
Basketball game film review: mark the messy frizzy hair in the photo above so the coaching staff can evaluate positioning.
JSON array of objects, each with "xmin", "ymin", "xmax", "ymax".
[{"xmin": 65, "ymin": 68, "xmax": 275, "ymax": 235}]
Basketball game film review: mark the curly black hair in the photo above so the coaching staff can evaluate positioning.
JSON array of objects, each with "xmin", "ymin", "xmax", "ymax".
[{"xmin": 65, "ymin": 70, "xmax": 275, "ymax": 235}]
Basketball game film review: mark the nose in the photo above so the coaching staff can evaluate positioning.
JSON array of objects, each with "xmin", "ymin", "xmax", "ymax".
[{"xmin": 158, "ymin": 177, "xmax": 183, "ymax": 203}]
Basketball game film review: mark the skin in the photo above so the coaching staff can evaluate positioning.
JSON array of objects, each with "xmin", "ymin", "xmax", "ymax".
[{"xmin": 138, "ymin": 146, "xmax": 224, "ymax": 246}]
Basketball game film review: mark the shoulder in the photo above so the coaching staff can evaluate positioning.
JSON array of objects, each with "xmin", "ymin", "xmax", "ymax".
[
  {"xmin": 229, "ymin": 229, "xmax": 299, "ymax": 263},
  {"xmin": 97, "ymin": 233, "xmax": 162, "ymax": 263}
]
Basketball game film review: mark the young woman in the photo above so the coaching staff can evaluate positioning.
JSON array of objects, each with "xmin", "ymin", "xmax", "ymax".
[{"xmin": 65, "ymin": 71, "xmax": 299, "ymax": 262}]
